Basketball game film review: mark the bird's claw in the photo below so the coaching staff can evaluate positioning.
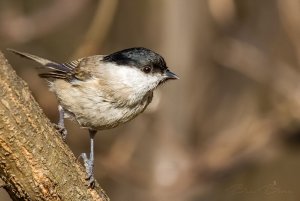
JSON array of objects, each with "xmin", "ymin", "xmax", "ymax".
[
  {"xmin": 86, "ymin": 174, "xmax": 95, "ymax": 188},
  {"xmin": 53, "ymin": 123, "xmax": 67, "ymax": 141},
  {"xmin": 79, "ymin": 153, "xmax": 95, "ymax": 188}
]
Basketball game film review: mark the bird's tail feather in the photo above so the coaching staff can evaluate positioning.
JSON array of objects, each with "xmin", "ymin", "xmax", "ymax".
[{"xmin": 7, "ymin": 48, "xmax": 70, "ymax": 73}]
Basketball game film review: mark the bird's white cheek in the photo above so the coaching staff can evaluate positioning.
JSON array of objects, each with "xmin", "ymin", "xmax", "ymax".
[{"xmin": 112, "ymin": 66, "xmax": 158, "ymax": 89}]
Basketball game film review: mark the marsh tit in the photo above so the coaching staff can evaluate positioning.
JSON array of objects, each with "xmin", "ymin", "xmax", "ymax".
[{"xmin": 8, "ymin": 47, "xmax": 178, "ymax": 187}]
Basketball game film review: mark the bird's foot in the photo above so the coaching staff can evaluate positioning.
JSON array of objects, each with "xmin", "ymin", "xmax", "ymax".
[
  {"xmin": 79, "ymin": 153, "xmax": 95, "ymax": 188},
  {"xmin": 53, "ymin": 123, "xmax": 67, "ymax": 142}
]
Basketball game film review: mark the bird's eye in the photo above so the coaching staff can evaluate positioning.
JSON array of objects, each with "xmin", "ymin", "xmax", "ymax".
[{"xmin": 142, "ymin": 66, "xmax": 152, "ymax": 74}]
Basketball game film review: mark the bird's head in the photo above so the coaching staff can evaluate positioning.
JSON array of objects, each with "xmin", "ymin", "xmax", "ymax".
[{"xmin": 102, "ymin": 47, "xmax": 178, "ymax": 93}]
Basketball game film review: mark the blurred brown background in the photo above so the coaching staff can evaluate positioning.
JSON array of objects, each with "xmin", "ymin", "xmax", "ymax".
[{"xmin": 1, "ymin": 0, "xmax": 300, "ymax": 200}]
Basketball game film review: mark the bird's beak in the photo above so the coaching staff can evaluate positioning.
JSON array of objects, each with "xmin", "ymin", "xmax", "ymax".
[{"xmin": 164, "ymin": 69, "xmax": 179, "ymax": 80}]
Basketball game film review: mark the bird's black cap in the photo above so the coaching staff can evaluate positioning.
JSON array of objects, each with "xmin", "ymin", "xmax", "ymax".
[{"xmin": 103, "ymin": 47, "xmax": 168, "ymax": 74}]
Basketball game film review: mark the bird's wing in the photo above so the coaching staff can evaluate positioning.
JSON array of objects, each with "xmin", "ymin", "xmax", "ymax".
[
  {"xmin": 43, "ymin": 55, "xmax": 105, "ymax": 81},
  {"xmin": 8, "ymin": 48, "xmax": 105, "ymax": 81},
  {"xmin": 39, "ymin": 59, "xmax": 83, "ymax": 80}
]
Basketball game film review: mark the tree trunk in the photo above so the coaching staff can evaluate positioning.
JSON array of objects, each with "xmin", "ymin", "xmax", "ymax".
[{"xmin": 0, "ymin": 51, "xmax": 109, "ymax": 201}]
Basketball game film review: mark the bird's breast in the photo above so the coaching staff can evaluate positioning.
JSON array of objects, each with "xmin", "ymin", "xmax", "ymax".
[{"xmin": 51, "ymin": 79, "xmax": 153, "ymax": 130}]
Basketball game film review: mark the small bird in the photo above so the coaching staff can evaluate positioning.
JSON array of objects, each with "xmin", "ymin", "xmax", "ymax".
[{"xmin": 8, "ymin": 47, "xmax": 178, "ymax": 187}]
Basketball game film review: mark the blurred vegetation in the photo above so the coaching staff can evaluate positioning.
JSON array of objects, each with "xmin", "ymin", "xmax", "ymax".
[{"xmin": 1, "ymin": 0, "xmax": 300, "ymax": 201}]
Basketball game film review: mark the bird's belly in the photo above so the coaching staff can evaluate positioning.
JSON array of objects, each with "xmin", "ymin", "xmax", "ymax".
[
  {"xmin": 73, "ymin": 102, "xmax": 148, "ymax": 130},
  {"xmin": 52, "ymin": 79, "xmax": 152, "ymax": 130}
]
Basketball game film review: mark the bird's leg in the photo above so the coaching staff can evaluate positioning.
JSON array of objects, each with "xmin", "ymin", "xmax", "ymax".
[
  {"xmin": 80, "ymin": 129, "xmax": 97, "ymax": 188},
  {"xmin": 54, "ymin": 105, "xmax": 68, "ymax": 141}
]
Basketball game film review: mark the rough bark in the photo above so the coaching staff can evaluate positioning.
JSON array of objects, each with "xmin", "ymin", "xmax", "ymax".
[{"xmin": 0, "ymin": 51, "xmax": 109, "ymax": 201}]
